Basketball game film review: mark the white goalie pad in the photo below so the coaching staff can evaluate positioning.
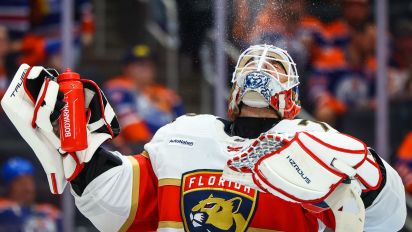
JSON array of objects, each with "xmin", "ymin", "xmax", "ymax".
[{"xmin": 1, "ymin": 64, "xmax": 67, "ymax": 194}]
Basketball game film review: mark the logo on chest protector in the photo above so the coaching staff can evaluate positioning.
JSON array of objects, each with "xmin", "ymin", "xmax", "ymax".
[
  {"xmin": 181, "ymin": 170, "xmax": 258, "ymax": 232},
  {"xmin": 168, "ymin": 138, "xmax": 194, "ymax": 147}
]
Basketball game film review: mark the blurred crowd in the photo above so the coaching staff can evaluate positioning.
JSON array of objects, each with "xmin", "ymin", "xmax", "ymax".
[
  {"xmin": 0, "ymin": 0, "xmax": 94, "ymax": 100},
  {"xmin": 0, "ymin": 0, "xmax": 412, "ymax": 230},
  {"xmin": 0, "ymin": 157, "xmax": 61, "ymax": 231},
  {"xmin": 0, "ymin": 1, "xmax": 93, "ymax": 231},
  {"xmin": 104, "ymin": 44, "xmax": 184, "ymax": 154},
  {"xmin": 0, "ymin": 0, "xmax": 184, "ymax": 230}
]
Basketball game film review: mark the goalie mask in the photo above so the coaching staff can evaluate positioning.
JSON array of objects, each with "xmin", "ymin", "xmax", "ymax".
[{"xmin": 228, "ymin": 45, "xmax": 301, "ymax": 120}]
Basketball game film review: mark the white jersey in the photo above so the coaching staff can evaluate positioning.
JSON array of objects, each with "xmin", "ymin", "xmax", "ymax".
[{"xmin": 71, "ymin": 114, "xmax": 406, "ymax": 232}]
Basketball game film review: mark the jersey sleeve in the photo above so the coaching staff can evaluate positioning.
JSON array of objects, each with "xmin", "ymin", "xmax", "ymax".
[
  {"xmin": 363, "ymin": 157, "xmax": 406, "ymax": 231},
  {"xmin": 306, "ymin": 154, "xmax": 406, "ymax": 232},
  {"xmin": 71, "ymin": 152, "xmax": 158, "ymax": 232}
]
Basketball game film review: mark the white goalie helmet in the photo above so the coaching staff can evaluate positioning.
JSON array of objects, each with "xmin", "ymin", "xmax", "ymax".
[{"xmin": 228, "ymin": 44, "xmax": 301, "ymax": 119}]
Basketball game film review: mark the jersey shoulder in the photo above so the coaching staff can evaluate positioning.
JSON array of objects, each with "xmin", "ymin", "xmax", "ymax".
[
  {"xmin": 147, "ymin": 114, "xmax": 220, "ymax": 143},
  {"xmin": 143, "ymin": 114, "xmax": 226, "ymax": 177},
  {"xmin": 269, "ymin": 119, "xmax": 338, "ymax": 134}
]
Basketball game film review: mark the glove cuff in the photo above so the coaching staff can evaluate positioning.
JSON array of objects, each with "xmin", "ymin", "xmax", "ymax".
[
  {"xmin": 63, "ymin": 133, "xmax": 111, "ymax": 181},
  {"xmin": 63, "ymin": 153, "xmax": 85, "ymax": 182}
]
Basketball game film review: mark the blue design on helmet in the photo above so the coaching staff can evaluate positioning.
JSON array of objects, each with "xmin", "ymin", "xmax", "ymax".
[{"xmin": 241, "ymin": 71, "xmax": 282, "ymax": 104}]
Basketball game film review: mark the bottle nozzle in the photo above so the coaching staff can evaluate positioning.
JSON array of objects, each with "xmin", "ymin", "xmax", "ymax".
[{"xmin": 57, "ymin": 68, "xmax": 80, "ymax": 82}]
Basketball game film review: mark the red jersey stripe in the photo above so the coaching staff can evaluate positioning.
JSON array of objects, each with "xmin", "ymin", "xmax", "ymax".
[
  {"xmin": 125, "ymin": 155, "xmax": 159, "ymax": 231},
  {"xmin": 119, "ymin": 156, "xmax": 140, "ymax": 232}
]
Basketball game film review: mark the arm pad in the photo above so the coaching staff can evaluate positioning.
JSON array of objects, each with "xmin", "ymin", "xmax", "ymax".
[{"xmin": 71, "ymin": 147, "xmax": 122, "ymax": 196}]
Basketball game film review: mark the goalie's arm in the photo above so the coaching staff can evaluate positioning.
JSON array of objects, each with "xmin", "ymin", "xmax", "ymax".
[
  {"xmin": 361, "ymin": 148, "xmax": 406, "ymax": 232},
  {"xmin": 70, "ymin": 148, "xmax": 158, "ymax": 231},
  {"xmin": 1, "ymin": 64, "xmax": 158, "ymax": 231}
]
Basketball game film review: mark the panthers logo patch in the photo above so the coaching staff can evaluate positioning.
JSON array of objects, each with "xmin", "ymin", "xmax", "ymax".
[{"xmin": 181, "ymin": 170, "xmax": 258, "ymax": 232}]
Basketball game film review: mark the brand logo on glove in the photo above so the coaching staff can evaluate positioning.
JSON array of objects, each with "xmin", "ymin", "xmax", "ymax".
[
  {"xmin": 286, "ymin": 155, "xmax": 311, "ymax": 184},
  {"xmin": 10, "ymin": 69, "xmax": 27, "ymax": 97},
  {"xmin": 181, "ymin": 170, "xmax": 257, "ymax": 232}
]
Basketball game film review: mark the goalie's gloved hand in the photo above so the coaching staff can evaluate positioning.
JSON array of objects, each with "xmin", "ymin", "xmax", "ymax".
[
  {"xmin": 54, "ymin": 79, "xmax": 120, "ymax": 182},
  {"xmin": 1, "ymin": 64, "xmax": 119, "ymax": 194},
  {"xmin": 224, "ymin": 132, "xmax": 381, "ymax": 201},
  {"xmin": 223, "ymin": 131, "xmax": 382, "ymax": 232}
]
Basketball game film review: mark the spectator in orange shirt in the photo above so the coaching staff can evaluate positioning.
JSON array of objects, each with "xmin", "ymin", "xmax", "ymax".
[
  {"xmin": 105, "ymin": 45, "xmax": 184, "ymax": 153},
  {"xmin": 396, "ymin": 132, "xmax": 412, "ymax": 193}
]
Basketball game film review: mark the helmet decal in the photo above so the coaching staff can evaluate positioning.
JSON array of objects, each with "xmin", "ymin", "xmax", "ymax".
[{"xmin": 241, "ymin": 72, "xmax": 272, "ymax": 102}]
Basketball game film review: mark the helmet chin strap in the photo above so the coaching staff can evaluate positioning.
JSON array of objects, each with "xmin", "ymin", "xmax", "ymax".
[
  {"xmin": 241, "ymin": 91, "xmax": 285, "ymax": 119},
  {"xmin": 242, "ymin": 99, "xmax": 269, "ymax": 108},
  {"xmin": 242, "ymin": 91, "xmax": 269, "ymax": 108},
  {"xmin": 278, "ymin": 93, "xmax": 285, "ymax": 117}
]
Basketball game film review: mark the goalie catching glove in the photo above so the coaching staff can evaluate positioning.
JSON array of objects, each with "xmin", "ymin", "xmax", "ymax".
[
  {"xmin": 1, "ymin": 64, "xmax": 119, "ymax": 194},
  {"xmin": 223, "ymin": 131, "xmax": 382, "ymax": 232}
]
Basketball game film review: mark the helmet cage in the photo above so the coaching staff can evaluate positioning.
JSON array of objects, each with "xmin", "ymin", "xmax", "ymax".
[{"xmin": 232, "ymin": 45, "xmax": 299, "ymax": 91}]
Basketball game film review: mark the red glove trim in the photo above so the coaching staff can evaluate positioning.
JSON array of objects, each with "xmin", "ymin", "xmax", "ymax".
[{"xmin": 31, "ymin": 78, "xmax": 51, "ymax": 128}]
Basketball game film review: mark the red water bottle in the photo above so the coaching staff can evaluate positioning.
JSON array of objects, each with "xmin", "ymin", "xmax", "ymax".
[{"xmin": 58, "ymin": 68, "xmax": 88, "ymax": 152}]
